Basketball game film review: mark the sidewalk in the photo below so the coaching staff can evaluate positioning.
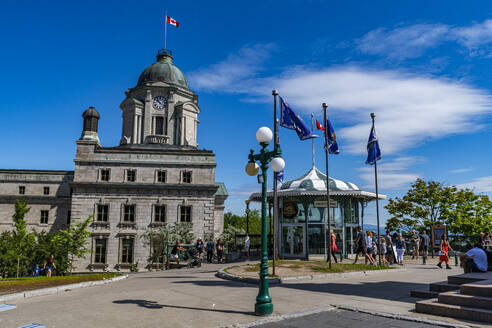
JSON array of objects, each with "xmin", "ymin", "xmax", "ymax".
[{"xmin": 0, "ymin": 261, "xmax": 486, "ymax": 328}]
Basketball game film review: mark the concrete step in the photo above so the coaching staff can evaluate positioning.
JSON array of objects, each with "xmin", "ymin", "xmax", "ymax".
[
  {"xmin": 438, "ymin": 290, "xmax": 492, "ymax": 310},
  {"xmin": 447, "ymin": 272, "xmax": 490, "ymax": 285},
  {"xmin": 429, "ymin": 281, "xmax": 460, "ymax": 292},
  {"xmin": 461, "ymin": 280, "xmax": 492, "ymax": 297},
  {"xmin": 416, "ymin": 298, "xmax": 492, "ymax": 324},
  {"xmin": 410, "ymin": 290, "xmax": 438, "ymax": 299}
]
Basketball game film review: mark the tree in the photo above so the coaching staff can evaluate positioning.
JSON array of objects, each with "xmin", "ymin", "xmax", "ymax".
[
  {"xmin": 385, "ymin": 179, "xmax": 456, "ymax": 233},
  {"xmin": 9, "ymin": 200, "xmax": 35, "ymax": 277},
  {"xmin": 51, "ymin": 217, "xmax": 92, "ymax": 274},
  {"xmin": 447, "ymin": 189, "xmax": 492, "ymax": 235},
  {"xmin": 385, "ymin": 178, "xmax": 492, "ymax": 236},
  {"xmin": 224, "ymin": 210, "xmax": 271, "ymax": 235},
  {"xmin": 141, "ymin": 225, "xmax": 173, "ymax": 269}
]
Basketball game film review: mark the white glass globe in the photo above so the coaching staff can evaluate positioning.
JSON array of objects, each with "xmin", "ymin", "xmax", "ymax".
[
  {"xmin": 256, "ymin": 127, "xmax": 273, "ymax": 144},
  {"xmin": 270, "ymin": 157, "xmax": 285, "ymax": 172}
]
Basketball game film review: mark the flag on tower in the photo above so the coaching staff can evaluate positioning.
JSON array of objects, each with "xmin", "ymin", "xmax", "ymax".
[
  {"xmin": 166, "ymin": 16, "xmax": 180, "ymax": 27},
  {"xmin": 315, "ymin": 119, "xmax": 324, "ymax": 131},
  {"xmin": 325, "ymin": 118, "xmax": 339, "ymax": 154}
]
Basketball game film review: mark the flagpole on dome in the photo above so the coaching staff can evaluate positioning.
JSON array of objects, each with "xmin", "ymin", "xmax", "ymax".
[
  {"xmin": 323, "ymin": 103, "xmax": 332, "ymax": 269},
  {"xmin": 164, "ymin": 10, "xmax": 168, "ymax": 50},
  {"xmin": 311, "ymin": 113, "xmax": 315, "ymax": 168}
]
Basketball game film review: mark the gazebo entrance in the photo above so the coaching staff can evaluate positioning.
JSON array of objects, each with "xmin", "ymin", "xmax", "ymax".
[{"xmin": 281, "ymin": 224, "xmax": 306, "ymax": 258}]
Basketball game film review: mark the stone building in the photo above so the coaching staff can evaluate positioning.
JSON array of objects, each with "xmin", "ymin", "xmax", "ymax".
[{"xmin": 0, "ymin": 49, "xmax": 227, "ymax": 271}]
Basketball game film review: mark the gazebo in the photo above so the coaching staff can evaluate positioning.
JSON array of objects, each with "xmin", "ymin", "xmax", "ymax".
[{"xmin": 249, "ymin": 166, "xmax": 386, "ymax": 259}]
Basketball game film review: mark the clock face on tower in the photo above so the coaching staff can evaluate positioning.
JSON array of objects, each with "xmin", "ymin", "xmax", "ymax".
[{"xmin": 152, "ymin": 96, "xmax": 167, "ymax": 110}]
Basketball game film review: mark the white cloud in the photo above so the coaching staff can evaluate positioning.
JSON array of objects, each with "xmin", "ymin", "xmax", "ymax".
[
  {"xmin": 190, "ymin": 46, "xmax": 492, "ymax": 155},
  {"xmin": 188, "ymin": 43, "xmax": 275, "ymax": 92},
  {"xmin": 357, "ymin": 19, "xmax": 492, "ymax": 59},
  {"xmin": 449, "ymin": 168, "xmax": 472, "ymax": 173},
  {"xmin": 457, "ymin": 176, "xmax": 492, "ymax": 192},
  {"xmin": 357, "ymin": 24, "xmax": 449, "ymax": 59},
  {"xmin": 359, "ymin": 157, "xmax": 421, "ymax": 190}
]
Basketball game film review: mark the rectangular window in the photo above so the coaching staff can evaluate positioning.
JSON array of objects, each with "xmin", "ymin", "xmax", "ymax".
[
  {"xmin": 180, "ymin": 206, "xmax": 192, "ymax": 223},
  {"xmin": 100, "ymin": 169, "xmax": 110, "ymax": 182},
  {"xmin": 121, "ymin": 238, "xmax": 134, "ymax": 263},
  {"xmin": 94, "ymin": 239, "xmax": 107, "ymax": 264},
  {"xmin": 40, "ymin": 210, "xmax": 49, "ymax": 224},
  {"xmin": 156, "ymin": 170, "xmax": 166, "ymax": 183},
  {"xmin": 154, "ymin": 205, "xmax": 166, "ymax": 223},
  {"xmin": 155, "ymin": 116, "xmax": 164, "ymax": 135},
  {"xmin": 67, "ymin": 210, "xmax": 71, "ymax": 225},
  {"xmin": 123, "ymin": 205, "xmax": 135, "ymax": 222},
  {"xmin": 182, "ymin": 171, "xmax": 192, "ymax": 184},
  {"xmin": 97, "ymin": 204, "xmax": 109, "ymax": 222},
  {"xmin": 126, "ymin": 170, "xmax": 136, "ymax": 182},
  {"xmin": 19, "ymin": 186, "xmax": 25, "ymax": 195},
  {"xmin": 43, "ymin": 187, "xmax": 50, "ymax": 195}
]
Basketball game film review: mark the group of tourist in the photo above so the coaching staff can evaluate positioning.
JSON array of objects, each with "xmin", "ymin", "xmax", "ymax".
[{"xmin": 31, "ymin": 254, "xmax": 56, "ymax": 277}]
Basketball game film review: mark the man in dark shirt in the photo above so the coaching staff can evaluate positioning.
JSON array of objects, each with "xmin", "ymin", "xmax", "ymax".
[
  {"xmin": 206, "ymin": 238, "xmax": 215, "ymax": 263},
  {"xmin": 385, "ymin": 231, "xmax": 394, "ymax": 264},
  {"xmin": 353, "ymin": 226, "xmax": 367, "ymax": 264},
  {"xmin": 171, "ymin": 240, "xmax": 185, "ymax": 265},
  {"xmin": 421, "ymin": 230, "xmax": 430, "ymax": 257}
]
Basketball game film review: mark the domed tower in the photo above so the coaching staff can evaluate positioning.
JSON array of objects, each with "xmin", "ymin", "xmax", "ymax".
[{"xmin": 119, "ymin": 50, "xmax": 200, "ymax": 147}]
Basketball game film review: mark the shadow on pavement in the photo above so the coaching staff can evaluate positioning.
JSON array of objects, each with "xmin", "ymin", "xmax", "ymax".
[
  {"xmin": 113, "ymin": 299, "xmax": 254, "ymax": 315},
  {"xmin": 173, "ymin": 279, "xmax": 426, "ymax": 303}
]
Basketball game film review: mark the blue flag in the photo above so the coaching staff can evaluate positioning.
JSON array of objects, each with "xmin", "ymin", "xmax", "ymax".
[
  {"xmin": 279, "ymin": 97, "xmax": 318, "ymax": 140},
  {"xmin": 325, "ymin": 119, "xmax": 340, "ymax": 154},
  {"xmin": 276, "ymin": 170, "xmax": 284, "ymax": 183},
  {"xmin": 366, "ymin": 123, "xmax": 381, "ymax": 165}
]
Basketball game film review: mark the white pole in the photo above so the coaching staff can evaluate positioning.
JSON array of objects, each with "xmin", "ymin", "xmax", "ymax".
[
  {"xmin": 164, "ymin": 10, "xmax": 168, "ymax": 50},
  {"xmin": 311, "ymin": 113, "xmax": 315, "ymax": 168}
]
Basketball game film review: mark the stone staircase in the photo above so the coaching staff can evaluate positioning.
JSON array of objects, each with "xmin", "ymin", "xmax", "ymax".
[{"xmin": 413, "ymin": 272, "xmax": 492, "ymax": 324}]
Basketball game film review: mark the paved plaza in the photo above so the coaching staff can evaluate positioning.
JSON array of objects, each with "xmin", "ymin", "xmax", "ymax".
[{"xmin": 0, "ymin": 262, "xmax": 486, "ymax": 328}]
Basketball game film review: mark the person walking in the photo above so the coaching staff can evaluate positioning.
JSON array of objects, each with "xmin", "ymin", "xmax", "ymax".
[
  {"xmin": 366, "ymin": 231, "xmax": 376, "ymax": 265},
  {"xmin": 43, "ymin": 254, "xmax": 56, "ymax": 277},
  {"xmin": 244, "ymin": 234, "xmax": 250, "ymax": 259},
  {"xmin": 206, "ymin": 238, "xmax": 215, "ymax": 263},
  {"xmin": 216, "ymin": 239, "xmax": 225, "ymax": 263},
  {"xmin": 196, "ymin": 238, "xmax": 204, "ymax": 259},
  {"xmin": 420, "ymin": 230, "xmax": 430, "ymax": 258},
  {"xmin": 395, "ymin": 235, "xmax": 406, "ymax": 265},
  {"xmin": 411, "ymin": 230, "xmax": 420, "ymax": 260},
  {"xmin": 327, "ymin": 230, "xmax": 338, "ymax": 263},
  {"xmin": 380, "ymin": 237, "xmax": 389, "ymax": 265},
  {"xmin": 385, "ymin": 231, "xmax": 394, "ymax": 264},
  {"xmin": 437, "ymin": 235, "xmax": 453, "ymax": 269},
  {"xmin": 353, "ymin": 226, "xmax": 367, "ymax": 264}
]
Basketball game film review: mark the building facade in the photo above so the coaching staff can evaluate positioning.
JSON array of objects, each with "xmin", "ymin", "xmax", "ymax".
[{"xmin": 0, "ymin": 49, "xmax": 227, "ymax": 271}]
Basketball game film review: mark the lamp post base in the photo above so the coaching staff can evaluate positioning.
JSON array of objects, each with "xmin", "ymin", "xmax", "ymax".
[{"xmin": 255, "ymin": 300, "xmax": 273, "ymax": 316}]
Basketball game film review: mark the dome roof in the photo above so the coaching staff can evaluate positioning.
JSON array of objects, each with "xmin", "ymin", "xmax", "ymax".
[
  {"xmin": 82, "ymin": 106, "xmax": 100, "ymax": 119},
  {"xmin": 280, "ymin": 166, "xmax": 359, "ymax": 192},
  {"xmin": 137, "ymin": 51, "xmax": 189, "ymax": 89}
]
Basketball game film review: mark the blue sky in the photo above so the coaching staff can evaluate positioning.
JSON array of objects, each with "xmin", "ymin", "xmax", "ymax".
[{"xmin": 1, "ymin": 1, "xmax": 492, "ymax": 225}]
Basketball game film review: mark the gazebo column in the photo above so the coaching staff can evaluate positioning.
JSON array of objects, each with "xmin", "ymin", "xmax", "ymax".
[
  {"xmin": 341, "ymin": 199, "xmax": 346, "ymax": 258},
  {"xmin": 361, "ymin": 200, "xmax": 364, "ymax": 231},
  {"xmin": 303, "ymin": 201, "xmax": 310, "ymax": 260}
]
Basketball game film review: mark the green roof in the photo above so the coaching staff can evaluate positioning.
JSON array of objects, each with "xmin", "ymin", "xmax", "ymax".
[{"xmin": 215, "ymin": 182, "xmax": 228, "ymax": 196}]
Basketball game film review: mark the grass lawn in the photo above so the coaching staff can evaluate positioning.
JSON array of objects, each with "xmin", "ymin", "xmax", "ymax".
[
  {"xmin": 0, "ymin": 273, "xmax": 121, "ymax": 296},
  {"xmin": 241, "ymin": 260, "xmax": 394, "ymax": 274}
]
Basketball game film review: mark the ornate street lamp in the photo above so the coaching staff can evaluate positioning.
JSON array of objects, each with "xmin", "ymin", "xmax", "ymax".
[
  {"xmin": 245, "ymin": 199, "xmax": 251, "ymax": 234},
  {"xmin": 245, "ymin": 126, "xmax": 284, "ymax": 316}
]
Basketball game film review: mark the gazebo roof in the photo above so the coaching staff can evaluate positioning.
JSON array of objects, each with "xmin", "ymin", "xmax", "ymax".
[{"xmin": 249, "ymin": 166, "xmax": 386, "ymax": 201}]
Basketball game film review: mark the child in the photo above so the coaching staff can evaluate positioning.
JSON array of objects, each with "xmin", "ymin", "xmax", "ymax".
[
  {"xmin": 380, "ymin": 237, "xmax": 389, "ymax": 265},
  {"xmin": 32, "ymin": 264, "xmax": 41, "ymax": 277}
]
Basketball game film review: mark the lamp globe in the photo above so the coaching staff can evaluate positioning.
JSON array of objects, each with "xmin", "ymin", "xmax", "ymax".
[
  {"xmin": 270, "ymin": 157, "xmax": 285, "ymax": 172},
  {"xmin": 256, "ymin": 127, "xmax": 273, "ymax": 144}
]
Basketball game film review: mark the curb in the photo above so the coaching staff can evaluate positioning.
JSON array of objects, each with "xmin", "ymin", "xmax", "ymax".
[
  {"xmin": 217, "ymin": 267, "xmax": 405, "ymax": 285},
  {"xmin": 0, "ymin": 275, "xmax": 128, "ymax": 303},
  {"xmin": 227, "ymin": 304, "xmax": 472, "ymax": 328},
  {"xmin": 334, "ymin": 305, "xmax": 472, "ymax": 328}
]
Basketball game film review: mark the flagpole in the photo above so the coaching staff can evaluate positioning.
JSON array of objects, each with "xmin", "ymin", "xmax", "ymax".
[
  {"xmin": 371, "ymin": 113, "xmax": 382, "ymax": 267},
  {"xmin": 272, "ymin": 90, "xmax": 279, "ymax": 276},
  {"xmin": 164, "ymin": 10, "xmax": 168, "ymax": 50},
  {"xmin": 323, "ymin": 103, "xmax": 332, "ymax": 269},
  {"xmin": 311, "ymin": 113, "xmax": 315, "ymax": 168}
]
